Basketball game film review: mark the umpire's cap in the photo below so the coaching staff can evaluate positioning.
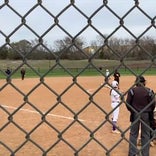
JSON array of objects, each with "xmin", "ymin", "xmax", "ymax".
[{"xmin": 135, "ymin": 76, "xmax": 146, "ymax": 83}]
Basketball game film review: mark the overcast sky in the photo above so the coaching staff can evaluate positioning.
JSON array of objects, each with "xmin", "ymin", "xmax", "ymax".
[{"xmin": 0, "ymin": 0, "xmax": 156, "ymax": 47}]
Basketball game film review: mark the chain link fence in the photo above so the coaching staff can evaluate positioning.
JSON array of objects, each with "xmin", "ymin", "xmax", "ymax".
[{"xmin": 0, "ymin": 0, "xmax": 156, "ymax": 156}]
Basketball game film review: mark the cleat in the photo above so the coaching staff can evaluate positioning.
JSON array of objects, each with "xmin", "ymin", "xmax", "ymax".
[
  {"xmin": 112, "ymin": 130, "xmax": 120, "ymax": 134},
  {"xmin": 137, "ymin": 138, "xmax": 141, "ymax": 146}
]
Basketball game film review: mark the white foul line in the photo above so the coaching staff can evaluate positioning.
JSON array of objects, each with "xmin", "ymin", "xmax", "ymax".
[{"xmin": 0, "ymin": 104, "xmax": 85, "ymax": 122}]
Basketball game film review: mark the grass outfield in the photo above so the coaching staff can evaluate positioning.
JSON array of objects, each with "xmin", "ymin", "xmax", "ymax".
[{"xmin": 0, "ymin": 59, "xmax": 156, "ymax": 79}]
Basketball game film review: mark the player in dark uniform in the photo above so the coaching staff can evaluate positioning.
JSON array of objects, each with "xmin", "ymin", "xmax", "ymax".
[
  {"xmin": 5, "ymin": 67, "xmax": 12, "ymax": 81},
  {"xmin": 126, "ymin": 76, "xmax": 155, "ymax": 156},
  {"xmin": 113, "ymin": 69, "xmax": 120, "ymax": 84},
  {"xmin": 5, "ymin": 67, "xmax": 11, "ymax": 75},
  {"xmin": 20, "ymin": 67, "xmax": 26, "ymax": 80}
]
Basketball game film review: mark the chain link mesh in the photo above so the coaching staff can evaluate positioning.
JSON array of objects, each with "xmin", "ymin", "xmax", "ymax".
[{"xmin": 0, "ymin": 0, "xmax": 156, "ymax": 156}]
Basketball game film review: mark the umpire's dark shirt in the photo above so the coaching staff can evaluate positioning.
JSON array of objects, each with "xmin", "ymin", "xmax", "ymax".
[{"xmin": 126, "ymin": 86, "xmax": 155, "ymax": 112}]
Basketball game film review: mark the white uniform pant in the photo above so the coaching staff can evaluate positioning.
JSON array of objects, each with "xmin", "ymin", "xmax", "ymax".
[{"xmin": 111, "ymin": 102, "xmax": 120, "ymax": 122}]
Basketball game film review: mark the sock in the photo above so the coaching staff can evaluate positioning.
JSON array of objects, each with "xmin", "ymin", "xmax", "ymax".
[{"xmin": 112, "ymin": 121, "xmax": 117, "ymax": 131}]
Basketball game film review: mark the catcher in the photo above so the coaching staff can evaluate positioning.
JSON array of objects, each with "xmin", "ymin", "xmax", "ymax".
[{"xmin": 113, "ymin": 69, "xmax": 120, "ymax": 84}]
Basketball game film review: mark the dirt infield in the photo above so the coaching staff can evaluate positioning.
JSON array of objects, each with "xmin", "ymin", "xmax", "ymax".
[{"xmin": 0, "ymin": 76, "xmax": 156, "ymax": 156}]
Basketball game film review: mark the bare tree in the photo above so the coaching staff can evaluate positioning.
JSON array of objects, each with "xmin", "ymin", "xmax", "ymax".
[
  {"xmin": 9, "ymin": 40, "xmax": 31, "ymax": 59},
  {"xmin": 53, "ymin": 36, "xmax": 86, "ymax": 59}
]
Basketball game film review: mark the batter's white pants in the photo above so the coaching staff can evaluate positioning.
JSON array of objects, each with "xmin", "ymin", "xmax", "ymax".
[{"xmin": 111, "ymin": 102, "xmax": 120, "ymax": 122}]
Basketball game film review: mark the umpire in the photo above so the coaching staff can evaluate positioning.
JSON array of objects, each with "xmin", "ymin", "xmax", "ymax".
[{"xmin": 126, "ymin": 76, "xmax": 155, "ymax": 156}]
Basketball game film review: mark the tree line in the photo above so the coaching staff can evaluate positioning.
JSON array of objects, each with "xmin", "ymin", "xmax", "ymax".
[{"xmin": 0, "ymin": 35, "xmax": 156, "ymax": 60}]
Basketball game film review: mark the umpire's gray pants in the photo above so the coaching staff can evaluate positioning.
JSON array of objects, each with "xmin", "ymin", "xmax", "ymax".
[{"xmin": 128, "ymin": 113, "xmax": 150, "ymax": 156}]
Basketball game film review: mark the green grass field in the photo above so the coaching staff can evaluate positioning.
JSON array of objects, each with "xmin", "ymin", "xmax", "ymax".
[{"xmin": 0, "ymin": 59, "xmax": 156, "ymax": 79}]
